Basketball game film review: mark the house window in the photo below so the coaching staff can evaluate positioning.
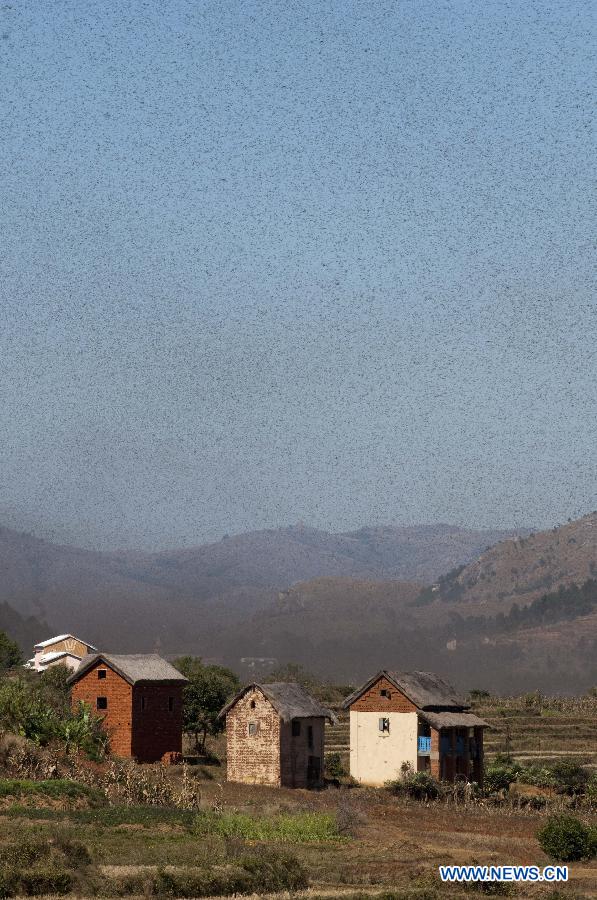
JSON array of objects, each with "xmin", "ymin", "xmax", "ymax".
[
  {"xmin": 141, "ymin": 696, "xmax": 147, "ymax": 711},
  {"xmin": 168, "ymin": 696, "xmax": 174, "ymax": 712},
  {"xmin": 308, "ymin": 725, "xmax": 314, "ymax": 748},
  {"xmin": 97, "ymin": 697, "xmax": 108, "ymax": 710},
  {"xmin": 380, "ymin": 688, "xmax": 390, "ymax": 698},
  {"xmin": 250, "ymin": 700, "xmax": 256, "ymax": 709},
  {"xmin": 97, "ymin": 669, "xmax": 107, "ymax": 680},
  {"xmin": 378, "ymin": 717, "xmax": 390, "ymax": 733},
  {"xmin": 248, "ymin": 722, "xmax": 257, "ymax": 736},
  {"xmin": 291, "ymin": 720, "xmax": 301, "ymax": 737}
]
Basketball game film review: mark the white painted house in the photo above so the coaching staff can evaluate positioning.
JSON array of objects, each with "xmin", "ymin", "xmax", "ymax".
[
  {"xmin": 25, "ymin": 634, "xmax": 98, "ymax": 673},
  {"xmin": 342, "ymin": 670, "xmax": 487, "ymax": 787}
]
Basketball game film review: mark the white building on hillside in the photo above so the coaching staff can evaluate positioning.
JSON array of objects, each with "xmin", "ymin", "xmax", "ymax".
[{"xmin": 25, "ymin": 634, "xmax": 98, "ymax": 673}]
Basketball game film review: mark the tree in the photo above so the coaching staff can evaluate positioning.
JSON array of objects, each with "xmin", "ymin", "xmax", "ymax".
[
  {"xmin": 264, "ymin": 662, "xmax": 316, "ymax": 688},
  {"xmin": 174, "ymin": 657, "xmax": 240, "ymax": 753},
  {"xmin": 0, "ymin": 631, "xmax": 22, "ymax": 672},
  {"xmin": 37, "ymin": 663, "xmax": 71, "ymax": 716}
]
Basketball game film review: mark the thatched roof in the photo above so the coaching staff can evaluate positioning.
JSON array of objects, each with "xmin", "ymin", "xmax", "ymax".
[
  {"xmin": 219, "ymin": 682, "xmax": 337, "ymax": 723},
  {"xmin": 342, "ymin": 670, "xmax": 468, "ymax": 711},
  {"xmin": 67, "ymin": 653, "xmax": 188, "ymax": 686},
  {"xmin": 418, "ymin": 710, "xmax": 488, "ymax": 730}
]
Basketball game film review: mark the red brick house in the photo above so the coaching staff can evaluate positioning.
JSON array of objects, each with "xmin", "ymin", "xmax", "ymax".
[
  {"xmin": 343, "ymin": 670, "xmax": 487, "ymax": 786},
  {"xmin": 68, "ymin": 653, "xmax": 188, "ymax": 763},
  {"xmin": 220, "ymin": 682, "xmax": 336, "ymax": 788}
]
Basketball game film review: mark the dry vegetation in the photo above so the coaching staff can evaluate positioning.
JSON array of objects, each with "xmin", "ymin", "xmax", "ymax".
[
  {"xmin": 0, "ymin": 769, "xmax": 595, "ymax": 899},
  {"xmin": 0, "ymin": 693, "xmax": 595, "ymax": 900}
]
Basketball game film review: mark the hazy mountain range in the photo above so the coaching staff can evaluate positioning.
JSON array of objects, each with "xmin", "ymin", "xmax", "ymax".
[
  {"xmin": 1, "ymin": 515, "xmax": 596, "ymax": 692},
  {"xmin": 0, "ymin": 521, "xmax": 519, "ymax": 650}
]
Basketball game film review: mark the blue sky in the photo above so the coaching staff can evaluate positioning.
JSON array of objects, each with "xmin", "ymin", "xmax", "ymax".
[{"xmin": 1, "ymin": 1, "xmax": 595, "ymax": 549}]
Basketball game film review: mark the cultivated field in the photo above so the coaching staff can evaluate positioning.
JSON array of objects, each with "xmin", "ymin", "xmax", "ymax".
[{"xmin": 0, "ymin": 772, "xmax": 595, "ymax": 899}]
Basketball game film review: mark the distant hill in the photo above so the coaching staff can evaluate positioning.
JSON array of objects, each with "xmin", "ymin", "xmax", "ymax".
[
  {"xmin": 0, "ymin": 601, "xmax": 51, "ymax": 658},
  {"xmin": 412, "ymin": 512, "xmax": 597, "ymax": 621},
  {"xmin": 2, "ymin": 514, "xmax": 595, "ymax": 692},
  {"xmin": 0, "ymin": 522, "xmax": 521, "ymax": 653},
  {"xmin": 122, "ymin": 522, "xmax": 524, "ymax": 590},
  {"xmin": 212, "ymin": 516, "xmax": 597, "ymax": 692}
]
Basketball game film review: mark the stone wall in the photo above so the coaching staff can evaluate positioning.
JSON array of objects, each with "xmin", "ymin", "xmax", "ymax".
[{"xmin": 226, "ymin": 687, "xmax": 281, "ymax": 785}]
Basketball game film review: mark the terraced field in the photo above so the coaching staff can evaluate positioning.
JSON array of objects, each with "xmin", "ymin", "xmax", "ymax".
[
  {"xmin": 474, "ymin": 695, "xmax": 597, "ymax": 769},
  {"xmin": 325, "ymin": 694, "xmax": 597, "ymax": 773}
]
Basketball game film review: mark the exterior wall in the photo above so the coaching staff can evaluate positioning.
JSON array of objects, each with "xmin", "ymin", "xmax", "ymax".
[
  {"xmin": 40, "ymin": 653, "xmax": 81, "ymax": 672},
  {"xmin": 350, "ymin": 676, "xmax": 417, "ymax": 713},
  {"xmin": 71, "ymin": 661, "xmax": 184, "ymax": 763},
  {"xmin": 473, "ymin": 727, "xmax": 484, "ymax": 786},
  {"xmin": 430, "ymin": 727, "xmax": 440, "ymax": 778},
  {"xmin": 437, "ymin": 726, "xmax": 485, "ymax": 784},
  {"xmin": 280, "ymin": 716, "xmax": 325, "ymax": 788},
  {"xmin": 71, "ymin": 660, "xmax": 133, "ymax": 757},
  {"xmin": 225, "ymin": 687, "xmax": 281, "ymax": 786},
  {"xmin": 131, "ymin": 683, "xmax": 184, "ymax": 763},
  {"xmin": 349, "ymin": 710, "xmax": 418, "ymax": 785}
]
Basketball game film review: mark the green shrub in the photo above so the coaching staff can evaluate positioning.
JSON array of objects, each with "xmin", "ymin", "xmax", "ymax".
[
  {"xmin": 54, "ymin": 838, "xmax": 92, "ymax": 868},
  {"xmin": 18, "ymin": 868, "xmax": 72, "ymax": 896},
  {"xmin": 0, "ymin": 835, "xmax": 84, "ymax": 897},
  {"xmin": 0, "ymin": 676, "xmax": 108, "ymax": 758},
  {"xmin": 325, "ymin": 752, "xmax": 346, "ymax": 778},
  {"xmin": 537, "ymin": 815, "xmax": 595, "ymax": 862},
  {"xmin": 516, "ymin": 764, "xmax": 556, "ymax": 790},
  {"xmin": 240, "ymin": 849, "xmax": 308, "ymax": 892},
  {"xmin": 145, "ymin": 850, "xmax": 307, "ymax": 897},
  {"xmin": 587, "ymin": 774, "xmax": 597, "ymax": 804},
  {"xmin": 484, "ymin": 762, "xmax": 521, "ymax": 794},
  {"xmin": 549, "ymin": 761, "xmax": 590, "ymax": 796},
  {"xmin": 387, "ymin": 771, "xmax": 442, "ymax": 801},
  {"xmin": 0, "ymin": 869, "xmax": 18, "ymax": 899},
  {"xmin": 0, "ymin": 778, "xmax": 102, "ymax": 804}
]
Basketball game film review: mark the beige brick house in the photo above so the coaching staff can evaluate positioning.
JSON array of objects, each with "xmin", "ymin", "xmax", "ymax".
[
  {"xmin": 343, "ymin": 670, "xmax": 487, "ymax": 787},
  {"xmin": 220, "ymin": 682, "xmax": 336, "ymax": 788}
]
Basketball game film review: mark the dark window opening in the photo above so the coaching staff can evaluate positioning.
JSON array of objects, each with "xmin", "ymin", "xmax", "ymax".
[
  {"xmin": 97, "ymin": 669, "xmax": 107, "ymax": 680},
  {"xmin": 308, "ymin": 725, "xmax": 314, "ymax": 748},
  {"xmin": 248, "ymin": 722, "xmax": 257, "ymax": 736},
  {"xmin": 250, "ymin": 700, "xmax": 256, "ymax": 709},
  {"xmin": 97, "ymin": 697, "xmax": 108, "ymax": 710},
  {"xmin": 379, "ymin": 717, "xmax": 390, "ymax": 733},
  {"xmin": 380, "ymin": 688, "xmax": 390, "ymax": 698},
  {"xmin": 168, "ymin": 696, "xmax": 174, "ymax": 712},
  {"xmin": 291, "ymin": 719, "xmax": 301, "ymax": 737}
]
